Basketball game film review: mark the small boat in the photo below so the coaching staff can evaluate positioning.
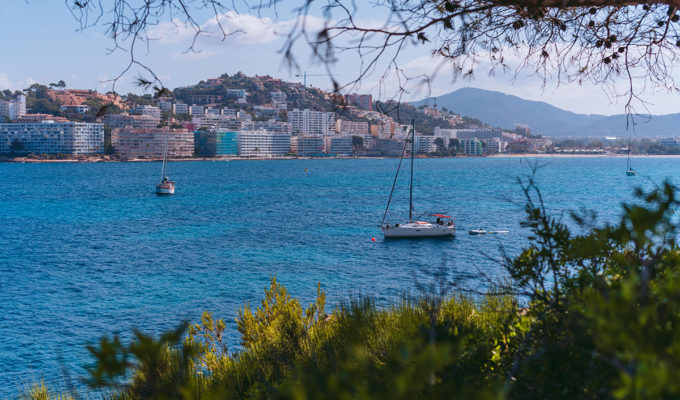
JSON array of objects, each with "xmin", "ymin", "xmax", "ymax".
[
  {"xmin": 626, "ymin": 137, "xmax": 636, "ymax": 176},
  {"xmin": 469, "ymin": 229, "xmax": 487, "ymax": 235},
  {"xmin": 380, "ymin": 119, "xmax": 455, "ymax": 238},
  {"xmin": 155, "ymin": 132, "xmax": 176, "ymax": 195}
]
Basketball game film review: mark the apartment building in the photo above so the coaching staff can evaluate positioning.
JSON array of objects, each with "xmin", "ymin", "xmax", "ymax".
[
  {"xmin": 324, "ymin": 136, "xmax": 353, "ymax": 156},
  {"xmin": 0, "ymin": 94, "xmax": 27, "ymax": 120},
  {"xmin": 296, "ymin": 136, "xmax": 325, "ymax": 156},
  {"xmin": 112, "ymin": 127, "xmax": 194, "ymax": 158},
  {"xmin": 335, "ymin": 119, "xmax": 369, "ymax": 135},
  {"xmin": 461, "ymin": 138, "xmax": 483, "ymax": 156},
  {"xmin": 130, "ymin": 105, "xmax": 162, "ymax": 121},
  {"xmin": 194, "ymin": 131, "xmax": 238, "ymax": 156},
  {"xmin": 0, "ymin": 119, "xmax": 104, "ymax": 154},
  {"xmin": 173, "ymin": 102, "xmax": 189, "ymax": 114},
  {"xmin": 100, "ymin": 113, "xmax": 160, "ymax": 130},
  {"xmin": 288, "ymin": 108, "xmax": 336, "ymax": 135},
  {"xmin": 237, "ymin": 130, "xmax": 291, "ymax": 157},
  {"xmin": 345, "ymin": 93, "xmax": 372, "ymax": 111},
  {"xmin": 193, "ymin": 115, "xmax": 242, "ymax": 132}
]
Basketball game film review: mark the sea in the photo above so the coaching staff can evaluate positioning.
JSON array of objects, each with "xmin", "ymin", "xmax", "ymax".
[{"xmin": 0, "ymin": 156, "xmax": 674, "ymax": 396}]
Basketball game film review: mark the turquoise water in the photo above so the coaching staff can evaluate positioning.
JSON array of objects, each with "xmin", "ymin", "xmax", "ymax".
[{"xmin": 0, "ymin": 157, "xmax": 674, "ymax": 395}]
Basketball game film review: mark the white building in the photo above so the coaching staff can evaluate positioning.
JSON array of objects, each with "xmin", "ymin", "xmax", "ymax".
[
  {"xmin": 238, "ymin": 130, "xmax": 291, "ymax": 157},
  {"xmin": 413, "ymin": 136, "xmax": 436, "ymax": 154},
  {"xmin": 158, "ymin": 100, "xmax": 172, "ymax": 112},
  {"xmin": 131, "ymin": 105, "xmax": 161, "ymax": 121},
  {"xmin": 461, "ymin": 138, "xmax": 483, "ymax": 156},
  {"xmin": 457, "ymin": 128, "xmax": 502, "ymax": 141},
  {"xmin": 60, "ymin": 105, "xmax": 91, "ymax": 114},
  {"xmin": 434, "ymin": 126, "xmax": 457, "ymax": 139},
  {"xmin": 189, "ymin": 105, "xmax": 205, "ymax": 117},
  {"xmin": 0, "ymin": 94, "xmax": 27, "ymax": 120},
  {"xmin": 193, "ymin": 115, "xmax": 242, "ymax": 132},
  {"xmin": 173, "ymin": 102, "xmax": 189, "ymax": 114},
  {"xmin": 289, "ymin": 108, "xmax": 336, "ymax": 135},
  {"xmin": 0, "ymin": 120, "xmax": 104, "ymax": 154}
]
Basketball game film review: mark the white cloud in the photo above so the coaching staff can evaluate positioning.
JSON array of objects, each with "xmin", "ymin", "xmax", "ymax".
[
  {"xmin": 149, "ymin": 12, "xmax": 327, "ymax": 48},
  {"xmin": 0, "ymin": 72, "xmax": 12, "ymax": 89},
  {"xmin": 0, "ymin": 73, "xmax": 37, "ymax": 91}
]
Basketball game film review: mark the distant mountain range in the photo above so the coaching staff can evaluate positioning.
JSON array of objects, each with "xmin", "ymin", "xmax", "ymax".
[{"xmin": 414, "ymin": 88, "xmax": 680, "ymax": 138}]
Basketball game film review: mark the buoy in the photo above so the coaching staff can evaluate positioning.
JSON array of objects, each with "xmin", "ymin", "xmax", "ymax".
[{"xmin": 371, "ymin": 237, "xmax": 376, "ymax": 242}]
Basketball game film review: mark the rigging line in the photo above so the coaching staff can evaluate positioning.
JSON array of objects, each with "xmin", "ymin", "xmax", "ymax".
[{"xmin": 381, "ymin": 134, "xmax": 410, "ymax": 226}]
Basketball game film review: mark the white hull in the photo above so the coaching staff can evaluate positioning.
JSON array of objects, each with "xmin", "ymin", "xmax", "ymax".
[
  {"xmin": 156, "ymin": 185, "xmax": 175, "ymax": 195},
  {"xmin": 382, "ymin": 223, "xmax": 455, "ymax": 238}
]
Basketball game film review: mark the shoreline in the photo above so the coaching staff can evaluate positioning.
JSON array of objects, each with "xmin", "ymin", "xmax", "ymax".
[{"xmin": 3, "ymin": 153, "xmax": 680, "ymax": 163}]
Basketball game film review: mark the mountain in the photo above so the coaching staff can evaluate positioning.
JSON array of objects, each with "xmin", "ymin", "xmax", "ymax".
[{"xmin": 414, "ymin": 88, "xmax": 680, "ymax": 137}]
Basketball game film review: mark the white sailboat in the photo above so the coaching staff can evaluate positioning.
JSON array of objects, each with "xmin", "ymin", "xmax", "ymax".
[
  {"xmin": 380, "ymin": 120, "xmax": 455, "ymax": 238},
  {"xmin": 626, "ymin": 137, "xmax": 636, "ymax": 176},
  {"xmin": 156, "ymin": 132, "xmax": 175, "ymax": 195}
]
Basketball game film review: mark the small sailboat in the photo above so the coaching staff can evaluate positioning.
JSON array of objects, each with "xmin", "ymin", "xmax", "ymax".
[
  {"xmin": 156, "ymin": 132, "xmax": 175, "ymax": 195},
  {"xmin": 626, "ymin": 137, "xmax": 636, "ymax": 176},
  {"xmin": 380, "ymin": 120, "xmax": 455, "ymax": 238}
]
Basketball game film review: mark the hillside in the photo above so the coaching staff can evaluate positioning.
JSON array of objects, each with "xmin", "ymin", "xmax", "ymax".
[{"xmin": 415, "ymin": 88, "xmax": 680, "ymax": 137}]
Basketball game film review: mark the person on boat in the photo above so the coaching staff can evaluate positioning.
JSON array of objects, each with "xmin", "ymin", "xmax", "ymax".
[
  {"xmin": 436, "ymin": 217, "xmax": 442, "ymax": 225},
  {"xmin": 447, "ymin": 220, "xmax": 453, "ymax": 227}
]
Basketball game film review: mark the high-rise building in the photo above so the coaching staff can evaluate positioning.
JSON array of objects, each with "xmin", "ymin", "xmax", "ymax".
[
  {"xmin": 289, "ymin": 108, "xmax": 336, "ymax": 135},
  {"xmin": 237, "ymin": 130, "xmax": 291, "ymax": 157},
  {"xmin": 112, "ymin": 127, "xmax": 194, "ymax": 158},
  {"xmin": 0, "ymin": 94, "xmax": 27, "ymax": 120},
  {"xmin": 0, "ymin": 119, "xmax": 104, "ymax": 154}
]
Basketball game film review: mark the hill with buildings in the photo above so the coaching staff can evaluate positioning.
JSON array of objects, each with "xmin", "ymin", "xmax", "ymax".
[{"xmin": 415, "ymin": 88, "xmax": 680, "ymax": 137}]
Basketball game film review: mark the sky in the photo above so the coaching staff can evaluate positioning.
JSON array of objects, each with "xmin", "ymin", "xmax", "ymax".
[{"xmin": 1, "ymin": 1, "xmax": 679, "ymax": 116}]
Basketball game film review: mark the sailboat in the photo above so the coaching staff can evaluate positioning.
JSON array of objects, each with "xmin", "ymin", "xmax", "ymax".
[
  {"xmin": 626, "ymin": 137, "xmax": 636, "ymax": 176},
  {"xmin": 380, "ymin": 120, "xmax": 455, "ymax": 238},
  {"xmin": 156, "ymin": 132, "xmax": 176, "ymax": 195}
]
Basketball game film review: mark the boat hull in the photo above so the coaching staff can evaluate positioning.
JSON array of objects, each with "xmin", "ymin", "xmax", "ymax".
[
  {"xmin": 156, "ymin": 184, "xmax": 175, "ymax": 195},
  {"xmin": 381, "ymin": 223, "xmax": 455, "ymax": 238}
]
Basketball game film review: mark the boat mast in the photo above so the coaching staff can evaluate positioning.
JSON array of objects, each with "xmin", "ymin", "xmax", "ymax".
[
  {"xmin": 409, "ymin": 119, "xmax": 415, "ymax": 223},
  {"xmin": 627, "ymin": 136, "xmax": 632, "ymax": 170},
  {"xmin": 161, "ymin": 131, "xmax": 169, "ymax": 180}
]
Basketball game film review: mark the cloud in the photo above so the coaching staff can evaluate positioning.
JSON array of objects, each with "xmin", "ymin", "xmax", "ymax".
[
  {"xmin": 0, "ymin": 73, "xmax": 37, "ymax": 91},
  {"xmin": 149, "ymin": 11, "xmax": 327, "ymax": 48},
  {"xmin": 0, "ymin": 72, "xmax": 12, "ymax": 89}
]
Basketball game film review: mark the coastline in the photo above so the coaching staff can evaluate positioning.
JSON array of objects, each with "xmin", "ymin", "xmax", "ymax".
[{"xmin": 4, "ymin": 153, "xmax": 680, "ymax": 163}]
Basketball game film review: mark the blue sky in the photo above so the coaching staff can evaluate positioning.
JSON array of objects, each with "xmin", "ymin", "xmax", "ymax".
[{"xmin": 1, "ymin": 1, "xmax": 678, "ymax": 116}]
